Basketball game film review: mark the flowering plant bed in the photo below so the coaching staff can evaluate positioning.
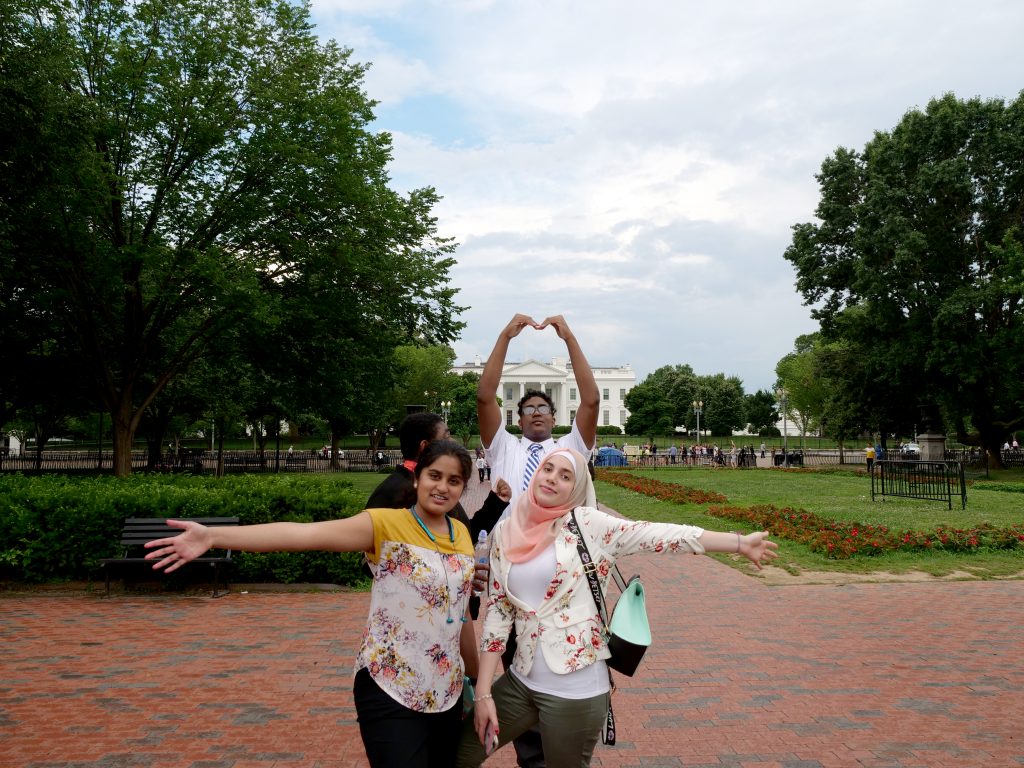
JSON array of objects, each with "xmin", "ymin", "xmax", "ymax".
[
  {"xmin": 708, "ymin": 504, "xmax": 1024, "ymax": 559},
  {"xmin": 596, "ymin": 469, "xmax": 727, "ymax": 505}
]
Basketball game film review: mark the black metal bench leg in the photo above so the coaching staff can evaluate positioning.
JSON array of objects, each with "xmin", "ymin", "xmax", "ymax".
[{"xmin": 212, "ymin": 563, "xmax": 227, "ymax": 598}]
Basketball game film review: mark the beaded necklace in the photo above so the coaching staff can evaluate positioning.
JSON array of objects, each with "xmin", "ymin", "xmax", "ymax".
[{"xmin": 409, "ymin": 505, "xmax": 466, "ymax": 625}]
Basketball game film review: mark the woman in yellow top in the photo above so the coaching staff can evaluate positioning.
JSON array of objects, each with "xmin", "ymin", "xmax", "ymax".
[{"xmin": 146, "ymin": 440, "xmax": 479, "ymax": 768}]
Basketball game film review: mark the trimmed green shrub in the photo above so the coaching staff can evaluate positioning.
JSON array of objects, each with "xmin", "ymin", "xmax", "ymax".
[{"xmin": 0, "ymin": 474, "xmax": 368, "ymax": 585}]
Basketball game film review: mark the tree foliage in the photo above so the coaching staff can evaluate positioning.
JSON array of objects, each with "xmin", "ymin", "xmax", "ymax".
[
  {"xmin": 743, "ymin": 389, "xmax": 779, "ymax": 435},
  {"xmin": 785, "ymin": 93, "xmax": 1024, "ymax": 465},
  {"xmin": 0, "ymin": 0, "xmax": 463, "ymax": 474},
  {"xmin": 624, "ymin": 365, "xmax": 747, "ymax": 438}
]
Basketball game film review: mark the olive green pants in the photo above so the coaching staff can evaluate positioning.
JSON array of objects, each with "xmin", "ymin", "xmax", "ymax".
[{"xmin": 455, "ymin": 670, "xmax": 609, "ymax": 768}]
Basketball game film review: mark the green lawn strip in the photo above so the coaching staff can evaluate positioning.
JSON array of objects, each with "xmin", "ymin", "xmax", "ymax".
[
  {"xmin": 594, "ymin": 469, "xmax": 1024, "ymax": 579},
  {"xmin": 341, "ymin": 471, "xmax": 394, "ymax": 499}
]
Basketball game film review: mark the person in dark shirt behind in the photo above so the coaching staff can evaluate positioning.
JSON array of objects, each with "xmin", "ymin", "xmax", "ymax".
[{"xmin": 366, "ymin": 411, "xmax": 509, "ymax": 542}]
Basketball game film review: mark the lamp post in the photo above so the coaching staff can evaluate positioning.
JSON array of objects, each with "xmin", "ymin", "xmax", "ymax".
[
  {"xmin": 440, "ymin": 400, "xmax": 451, "ymax": 423},
  {"xmin": 776, "ymin": 387, "xmax": 789, "ymax": 467},
  {"xmin": 692, "ymin": 400, "xmax": 703, "ymax": 442}
]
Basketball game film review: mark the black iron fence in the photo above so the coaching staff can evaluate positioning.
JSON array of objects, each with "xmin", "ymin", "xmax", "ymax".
[
  {"xmin": 871, "ymin": 460, "xmax": 967, "ymax": 510},
  {"xmin": 0, "ymin": 449, "xmax": 403, "ymax": 474}
]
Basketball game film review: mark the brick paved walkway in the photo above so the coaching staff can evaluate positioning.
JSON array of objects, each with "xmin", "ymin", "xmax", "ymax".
[{"xmin": 3, "ymin": 478, "xmax": 1023, "ymax": 767}]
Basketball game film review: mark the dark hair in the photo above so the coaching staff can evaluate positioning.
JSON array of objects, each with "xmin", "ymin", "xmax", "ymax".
[
  {"xmin": 517, "ymin": 389, "xmax": 556, "ymax": 416},
  {"xmin": 399, "ymin": 412, "xmax": 446, "ymax": 459},
  {"xmin": 415, "ymin": 440, "xmax": 472, "ymax": 484}
]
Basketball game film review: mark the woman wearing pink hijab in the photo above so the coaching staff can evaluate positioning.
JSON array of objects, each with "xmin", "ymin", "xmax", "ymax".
[{"xmin": 456, "ymin": 447, "xmax": 777, "ymax": 767}]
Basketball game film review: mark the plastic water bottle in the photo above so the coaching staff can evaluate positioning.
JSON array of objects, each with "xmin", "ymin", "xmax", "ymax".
[{"xmin": 473, "ymin": 530, "xmax": 489, "ymax": 596}]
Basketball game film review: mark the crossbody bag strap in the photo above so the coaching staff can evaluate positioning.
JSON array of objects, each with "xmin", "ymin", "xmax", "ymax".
[{"xmin": 567, "ymin": 511, "xmax": 609, "ymax": 630}]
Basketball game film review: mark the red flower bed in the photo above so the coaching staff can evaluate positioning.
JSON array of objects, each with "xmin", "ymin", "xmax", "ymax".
[
  {"xmin": 596, "ymin": 470, "xmax": 727, "ymax": 505},
  {"xmin": 706, "ymin": 504, "xmax": 1024, "ymax": 559}
]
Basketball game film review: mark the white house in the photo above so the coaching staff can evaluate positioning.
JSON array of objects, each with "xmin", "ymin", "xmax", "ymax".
[{"xmin": 452, "ymin": 356, "xmax": 636, "ymax": 432}]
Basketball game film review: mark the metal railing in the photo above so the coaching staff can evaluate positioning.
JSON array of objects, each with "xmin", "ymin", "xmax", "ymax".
[
  {"xmin": 0, "ymin": 449, "xmax": 403, "ymax": 474},
  {"xmin": 871, "ymin": 460, "xmax": 967, "ymax": 510}
]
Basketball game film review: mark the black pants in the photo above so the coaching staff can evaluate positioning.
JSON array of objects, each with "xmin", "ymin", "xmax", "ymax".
[
  {"xmin": 354, "ymin": 667, "xmax": 463, "ymax": 768},
  {"xmin": 502, "ymin": 630, "xmax": 546, "ymax": 767}
]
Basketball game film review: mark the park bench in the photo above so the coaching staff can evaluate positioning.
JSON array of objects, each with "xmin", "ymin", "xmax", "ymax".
[{"xmin": 100, "ymin": 517, "xmax": 239, "ymax": 597}]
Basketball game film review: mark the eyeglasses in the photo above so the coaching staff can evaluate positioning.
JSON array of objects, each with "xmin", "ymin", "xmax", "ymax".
[{"xmin": 521, "ymin": 404, "xmax": 552, "ymax": 416}]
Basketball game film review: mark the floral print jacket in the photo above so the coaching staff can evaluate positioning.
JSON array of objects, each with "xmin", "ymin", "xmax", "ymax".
[{"xmin": 480, "ymin": 506, "xmax": 705, "ymax": 676}]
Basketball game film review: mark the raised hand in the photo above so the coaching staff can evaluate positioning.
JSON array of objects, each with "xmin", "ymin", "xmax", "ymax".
[
  {"xmin": 537, "ymin": 314, "xmax": 574, "ymax": 341},
  {"xmin": 493, "ymin": 477, "xmax": 512, "ymax": 503},
  {"xmin": 502, "ymin": 313, "xmax": 540, "ymax": 340},
  {"xmin": 144, "ymin": 519, "xmax": 214, "ymax": 573}
]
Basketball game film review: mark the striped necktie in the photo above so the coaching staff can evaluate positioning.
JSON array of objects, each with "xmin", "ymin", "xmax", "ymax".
[{"xmin": 522, "ymin": 443, "xmax": 544, "ymax": 491}]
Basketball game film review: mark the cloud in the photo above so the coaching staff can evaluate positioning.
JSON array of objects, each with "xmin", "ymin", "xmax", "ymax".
[{"xmin": 309, "ymin": 0, "xmax": 1024, "ymax": 391}]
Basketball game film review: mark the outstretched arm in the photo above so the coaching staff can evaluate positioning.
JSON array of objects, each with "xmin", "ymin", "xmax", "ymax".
[
  {"xmin": 540, "ymin": 315, "xmax": 599, "ymax": 449},
  {"xmin": 144, "ymin": 514, "xmax": 376, "ymax": 573},
  {"xmin": 478, "ymin": 314, "xmax": 538, "ymax": 447}
]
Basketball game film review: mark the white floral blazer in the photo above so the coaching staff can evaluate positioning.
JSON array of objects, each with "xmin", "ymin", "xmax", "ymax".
[{"xmin": 480, "ymin": 506, "xmax": 705, "ymax": 676}]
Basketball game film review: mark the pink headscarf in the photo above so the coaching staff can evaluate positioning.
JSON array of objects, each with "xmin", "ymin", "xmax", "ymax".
[{"xmin": 502, "ymin": 447, "xmax": 597, "ymax": 563}]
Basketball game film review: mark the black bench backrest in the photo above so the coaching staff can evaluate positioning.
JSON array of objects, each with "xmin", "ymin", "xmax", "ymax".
[{"xmin": 119, "ymin": 517, "xmax": 240, "ymax": 551}]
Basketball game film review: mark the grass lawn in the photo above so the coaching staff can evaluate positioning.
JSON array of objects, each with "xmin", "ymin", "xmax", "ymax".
[
  {"xmin": 337, "ymin": 471, "xmax": 394, "ymax": 500},
  {"xmin": 594, "ymin": 466, "xmax": 1024, "ymax": 582}
]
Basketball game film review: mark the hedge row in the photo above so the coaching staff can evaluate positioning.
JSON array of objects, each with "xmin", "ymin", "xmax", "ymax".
[{"xmin": 0, "ymin": 474, "xmax": 369, "ymax": 585}]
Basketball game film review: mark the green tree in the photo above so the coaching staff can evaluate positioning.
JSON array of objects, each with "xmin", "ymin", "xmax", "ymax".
[
  {"xmin": 697, "ymin": 373, "xmax": 746, "ymax": 437},
  {"xmin": 624, "ymin": 365, "xmax": 696, "ymax": 435},
  {"xmin": 744, "ymin": 389, "xmax": 779, "ymax": 435},
  {"xmin": 442, "ymin": 371, "xmax": 482, "ymax": 447},
  {"xmin": 1, "ymin": 0, "xmax": 462, "ymax": 475},
  {"xmin": 785, "ymin": 93, "xmax": 1024, "ymax": 466},
  {"xmin": 775, "ymin": 334, "xmax": 827, "ymax": 438}
]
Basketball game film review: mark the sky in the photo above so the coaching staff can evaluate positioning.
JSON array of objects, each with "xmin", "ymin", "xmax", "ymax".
[{"xmin": 308, "ymin": 0, "xmax": 1024, "ymax": 393}]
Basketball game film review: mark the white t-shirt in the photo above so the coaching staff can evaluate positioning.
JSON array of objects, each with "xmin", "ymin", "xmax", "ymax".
[{"xmin": 506, "ymin": 543, "xmax": 610, "ymax": 699}]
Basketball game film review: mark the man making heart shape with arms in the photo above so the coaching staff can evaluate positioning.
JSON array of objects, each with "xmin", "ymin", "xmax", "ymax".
[{"xmin": 473, "ymin": 313, "xmax": 600, "ymax": 768}]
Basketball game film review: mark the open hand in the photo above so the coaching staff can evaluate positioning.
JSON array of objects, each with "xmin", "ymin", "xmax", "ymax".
[
  {"xmin": 739, "ymin": 531, "xmax": 779, "ymax": 570},
  {"xmin": 144, "ymin": 519, "xmax": 213, "ymax": 573}
]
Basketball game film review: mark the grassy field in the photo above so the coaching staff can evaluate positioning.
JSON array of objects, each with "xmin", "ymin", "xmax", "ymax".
[
  {"xmin": 592, "ymin": 466, "xmax": 1024, "ymax": 581},
  {"xmin": 341, "ymin": 472, "xmax": 395, "ymax": 499}
]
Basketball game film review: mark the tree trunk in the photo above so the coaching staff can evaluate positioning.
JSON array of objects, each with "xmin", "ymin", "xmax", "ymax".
[
  {"xmin": 146, "ymin": 435, "xmax": 163, "ymax": 470},
  {"xmin": 216, "ymin": 416, "xmax": 226, "ymax": 478},
  {"xmin": 983, "ymin": 438, "xmax": 1005, "ymax": 470},
  {"xmin": 110, "ymin": 408, "xmax": 136, "ymax": 478},
  {"xmin": 327, "ymin": 419, "xmax": 346, "ymax": 470}
]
